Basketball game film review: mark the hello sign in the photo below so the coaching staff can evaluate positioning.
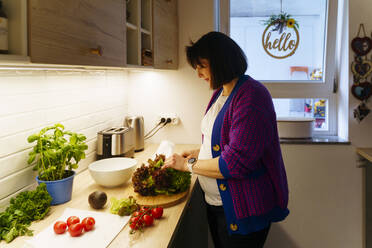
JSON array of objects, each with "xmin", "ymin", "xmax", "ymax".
[{"xmin": 262, "ymin": 24, "xmax": 300, "ymax": 59}]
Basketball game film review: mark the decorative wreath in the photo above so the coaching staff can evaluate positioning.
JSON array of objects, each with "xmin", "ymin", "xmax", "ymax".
[{"xmin": 263, "ymin": 13, "xmax": 299, "ymax": 34}]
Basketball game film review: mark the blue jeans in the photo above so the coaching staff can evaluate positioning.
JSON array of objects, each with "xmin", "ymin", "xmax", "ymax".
[{"xmin": 206, "ymin": 204, "xmax": 271, "ymax": 248}]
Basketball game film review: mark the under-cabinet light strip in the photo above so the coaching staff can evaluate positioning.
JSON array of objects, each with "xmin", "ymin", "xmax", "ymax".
[{"xmin": 0, "ymin": 66, "xmax": 104, "ymax": 72}]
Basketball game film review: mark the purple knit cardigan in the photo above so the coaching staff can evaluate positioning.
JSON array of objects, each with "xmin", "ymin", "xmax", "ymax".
[{"xmin": 208, "ymin": 75, "xmax": 289, "ymax": 219}]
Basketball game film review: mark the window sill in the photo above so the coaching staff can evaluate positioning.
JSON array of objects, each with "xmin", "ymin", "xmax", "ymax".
[{"xmin": 280, "ymin": 136, "xmax": 350, "ymax": 145}]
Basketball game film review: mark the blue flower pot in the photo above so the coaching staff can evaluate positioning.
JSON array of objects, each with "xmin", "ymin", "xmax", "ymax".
[{"xmin": 36, "ymin": 171, "xmax": 75, "ymax": 205}]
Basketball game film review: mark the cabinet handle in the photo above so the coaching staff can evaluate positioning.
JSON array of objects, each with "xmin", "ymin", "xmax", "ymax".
[
  {"xmin": 166, "ymin": 59, "xmax": 173, "ymax": 64},
  {"xmin": 90, "ymin": 46, "xmax": 103, "ymax": 56}
]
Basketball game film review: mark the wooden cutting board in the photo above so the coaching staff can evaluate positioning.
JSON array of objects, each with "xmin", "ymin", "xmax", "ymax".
[{"xmin": 127, "ymin": 185, "xmax": 189, "ymax": 208}]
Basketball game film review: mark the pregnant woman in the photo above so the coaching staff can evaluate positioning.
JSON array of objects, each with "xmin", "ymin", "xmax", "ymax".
[{"xmin": 164, "ymin": 31, "xmax": 289, "ymax": 248}]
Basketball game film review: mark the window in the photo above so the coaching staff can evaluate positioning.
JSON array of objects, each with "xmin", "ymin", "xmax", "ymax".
[
  {"xmin": 230, "ymin": 0, "xmax": 327, "ymax": 82},
  {"xmin": 217, "ymin": 0, "xmax": 338, "ymax": 135},
  {"xmin": 274, "ymin": 98, "xmax": 329, "ymax": 131}
]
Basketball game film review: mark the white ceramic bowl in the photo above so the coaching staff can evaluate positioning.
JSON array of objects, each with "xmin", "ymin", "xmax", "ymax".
[{"xmin": 88, "ymin": 158, "xmax": 137, "ymax": 187}]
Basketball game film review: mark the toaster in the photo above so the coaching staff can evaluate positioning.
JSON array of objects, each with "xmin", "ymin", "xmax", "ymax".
[{"xmin": 97, "ymin": 127, "xmax": 135, "ymax": 160}]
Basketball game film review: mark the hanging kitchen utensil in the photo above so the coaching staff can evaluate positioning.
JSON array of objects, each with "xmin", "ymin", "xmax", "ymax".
[
  {"xmin": 351, "ymin": 81, "xmax": 372, "ymax": 101},
  {"xmin": 351, "ymin": 24, "xmax": 372, "ymax": 56}
]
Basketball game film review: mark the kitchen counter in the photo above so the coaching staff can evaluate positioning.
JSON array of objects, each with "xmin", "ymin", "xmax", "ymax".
[
  {"xmin": 280, "ymin": 136, "xmax": 350, "ymax": 145},
  {"xmin": 2, "ymin": 143, "xmax": 202, "ymax": 248},
  {"xmin": 356, "ymin": 148, "xmax": 372, "ymax": 163}
]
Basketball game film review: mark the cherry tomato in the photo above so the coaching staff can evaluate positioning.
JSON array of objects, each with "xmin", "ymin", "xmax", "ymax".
[
  {"xmin": 129, "ymin": 216, "xmax": 143, "ymax": 230},
  {"xmin": 67, "ymin": 216, "xmax": 80, "ymax": 227},
  {"xmin": 129, "ymin": 222, "xmax": 139, "ymax": 230},
  {"xmin": 130, "ymin": 216, "xmax": 143, "ymax": 224},
  {"xmin": 82, "ymin": 217, "xmax": 95, "ymax": 231},
  {"xmin": 151, "ymin": 207, "xmax": 163, "ymax": 219},
  {"xmin": 68, "ymin": 223, "xmax": 84, "ymax": 237},
  {"xmin": 143, "ymin": 214, "xmax": 154, "ymax": 226},
  {"xmin": 53, "ymin": 221, "xmax": 67, "ymax": 234},
  {"xmin": 140, "ymin": 206, "xmax": 151, "ymax": 213},
  {"xmin": 132, "ymin": 211, "xmax": 142, "ymax": 217}
]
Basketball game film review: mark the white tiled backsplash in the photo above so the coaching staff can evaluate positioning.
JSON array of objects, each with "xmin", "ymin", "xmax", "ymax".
[{"xmin": 0, "ymin": 70, "xmax": 129, "ymax": 210}]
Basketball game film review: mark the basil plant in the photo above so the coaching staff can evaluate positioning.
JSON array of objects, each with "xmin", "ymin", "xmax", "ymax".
[{"xmin": 27, "ymin": 123, "xmax": 88, "ymax": 181}]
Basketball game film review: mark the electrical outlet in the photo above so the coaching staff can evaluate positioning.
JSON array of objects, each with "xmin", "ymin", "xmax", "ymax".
[
  {"xmin": 170, "ymin": 116, "xmax": 180, "ymax": 125},
  {"xmin": 157, "ymin": 114, "xmax": 180, "ymax": 125}
]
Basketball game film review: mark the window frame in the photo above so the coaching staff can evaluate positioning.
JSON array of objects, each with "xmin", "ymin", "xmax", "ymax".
[{"xmin": 216, "ymin": 0, "xmax": 339, "ymax": 136}]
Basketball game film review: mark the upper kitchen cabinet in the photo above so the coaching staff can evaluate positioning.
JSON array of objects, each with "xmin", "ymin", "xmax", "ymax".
[
  {"xmin": 126, "ymin": 0, "xmax": 153, "ymax": 67},
  {"xmin": 153, "ymin": 0, "xmax": 178, "ymax": 69},
  {"xmin": 0, "ymin": 0, "xmax": 178, "ymax": 69},
  {"xmin": 28, "ymin": 0, "xmax": 126, "ymax": 67},
  {"xmin": 0, "ymin": 0, "xmax": 29, "ymax": 63}
]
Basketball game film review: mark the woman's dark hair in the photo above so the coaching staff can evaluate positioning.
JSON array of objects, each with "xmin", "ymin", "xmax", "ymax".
[{"xmin": 186, "ymin": 31, "xmax": 247, "ymax": 89}]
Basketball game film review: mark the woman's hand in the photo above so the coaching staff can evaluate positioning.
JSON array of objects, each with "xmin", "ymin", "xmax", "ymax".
[
  {"xmin": 181, "ymin": 149, "xmax": 200, "ymax": 159},
  {"xmin": 163, "ymin": 153, "xmax": 188, "ymax": 172}
]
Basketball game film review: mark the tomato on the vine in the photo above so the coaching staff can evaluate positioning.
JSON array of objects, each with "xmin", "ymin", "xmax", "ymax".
[
  {"xmin": 68, "ymin": 223, "xmax": 84, "ymax": 237},
  {"xmin": 82, "ymin": 217, "xmax": 95, "ymax": 231},
  {"xmin": 129, "ymin": 222, "xmax": 139, "ymax": 230},
  {"xmin": 130, "ymin": 216, "xmax": 143, "ymax": 225},
  {"xmin": 129, "ymin": 206, "xmax": 165, "ymax": 234},
  {"xmin": 140, "ymin": 206, "xmax": 151, "ymax": 213},
  {"xmin": 143, "ymin": 214, "xmax": 154, "ymax": 226},
  {"xmin": 151, "ymin": 207, "xmax": 163, "ymax": 219},
  {"xmin": 129, "ymin": 216, "xmax": 143, "ymax": 230},
  {"xmin": 132, "ymin": 211, "xmax": 142, "ymax": 217},
  {"xmin": 67, "ymin": 216, "xmax": 80, "ymax": 227},
  {"xmin": 53, "ymin": 221, "xmax": 67, "ymax": 234}
]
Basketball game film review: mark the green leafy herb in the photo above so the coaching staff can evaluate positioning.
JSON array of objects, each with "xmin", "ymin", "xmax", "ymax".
[
  {"xmin": 27, "ymin": 123, "xmax": 88, "ymax": 181},
  {"xmin": 167, "ymin": 167, "xmax": 192, "ymax": 193},
  {"xmin": 110, "ymin": 196, "xmax": 139, "ymax": 216},
  {"xmin": 0, "ymin": 183, "xmax": 52, "ymax": 243}
]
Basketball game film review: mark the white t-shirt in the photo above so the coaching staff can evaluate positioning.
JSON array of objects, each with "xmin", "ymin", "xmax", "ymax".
[{"xmin": 198, "ymin": 93, "xmax": 228, "ymax": 206}]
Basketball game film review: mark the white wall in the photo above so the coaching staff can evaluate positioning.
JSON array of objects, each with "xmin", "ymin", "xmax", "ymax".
[{"xmin": 0, "ymin": 70, "xmax": 129, "ymax": 210}]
